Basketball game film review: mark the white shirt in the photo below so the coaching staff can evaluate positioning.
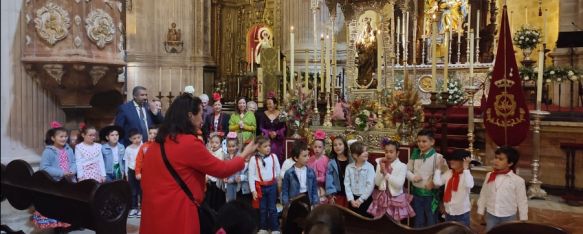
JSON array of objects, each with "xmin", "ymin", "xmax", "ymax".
[
  {"xmin": 124, "ymin": 144, "xmax": 141, "ymax": 174},
  {"xmin": 294, "ymin": 166, "xmax": 308, "ymax": 193},
  {"xmin": 374, "ymin": 158, "xmax": 407, "ymax": 196},
  {"xmin": 434, "ymin": 169, "xmax": 474, "ymax": 215},
  {"xmin": 406, "ymin": 151, "xmax": 447, "ymax": 189},
  {"xmin": 477, "ymin": 171, "xmax": 528, "ymax": 220},
  {"xmin": 207, "ymin": 148, "xmax": 224, "ymax": 182},
  {"xmin": 248, "ymin": 154, "xmax": 281, "ymax": 193},
  {"xmin": 75, "ymin": 142, "xmax": 106, "ymax": 179},
  {"xmin": 133, "ymin": 100, "xmax": 149, "ymax": 131},
  {"xmin": 344, "ymin": 161, "xmax": 375, "ymax": 202}
]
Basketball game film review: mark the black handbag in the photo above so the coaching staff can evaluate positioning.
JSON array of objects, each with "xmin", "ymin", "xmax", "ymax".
[{"xmin": 160, "ymin": 143, "xmax": 217, "ymax": 234}]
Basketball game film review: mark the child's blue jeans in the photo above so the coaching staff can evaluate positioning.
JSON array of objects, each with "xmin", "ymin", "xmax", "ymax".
[
  {"xmin": 412, "ymin": 195, "xmax": 438, "ymax": 228},
  {"xmin": 259, "ymin": 183, "xmax": 279, "ymax": 231},
  {"xmin": 445, "ymin": 211, "xmax": 470, "ymax": 227},
  {"xmin": 485, "ymin": 212, "xmax": 516, "ymax": 232}
]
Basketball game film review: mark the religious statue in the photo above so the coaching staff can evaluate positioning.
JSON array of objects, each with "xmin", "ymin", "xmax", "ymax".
[
  {"xmin": 355, "ymin": 17, "xmax": 378, "ymax": 89},
  {"xmin": 254, "ymin": 27, "xmax": 273, "ymax": 65},
  {"xmin": 167, "ymin": 22, "xmax": 181, "ymax": 45},
  {"xmin": 164, "ymin": 22, "xmax": 184, "ymax": 53},
  {"xmin": 424, "ymin": 0, "xmax": 467, "ymax": 62}
]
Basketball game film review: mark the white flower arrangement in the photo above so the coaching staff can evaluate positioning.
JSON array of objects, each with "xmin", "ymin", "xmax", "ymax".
[
  {"xmin": 513, "ymin": 25, "xmax": 542, "ymax": 50},
  {"xmin": 446, "ymin": 78, "xmax": 464, "ymax": 105}
]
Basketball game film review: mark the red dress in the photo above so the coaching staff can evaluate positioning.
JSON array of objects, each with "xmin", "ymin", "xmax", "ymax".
[{"xmin": 140, "ymin": 134, "xmax": 244, "ymax": 234}]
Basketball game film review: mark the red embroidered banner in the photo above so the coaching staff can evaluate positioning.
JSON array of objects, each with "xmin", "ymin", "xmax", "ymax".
[{"xmin": 483, "ymin": 6, "xmax": 530, "ymax": 146}]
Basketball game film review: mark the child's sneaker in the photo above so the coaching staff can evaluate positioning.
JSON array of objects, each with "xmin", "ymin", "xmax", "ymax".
[
  {"xmin": 271, "ymin": 231, "xmax": 281, "ymax": 234},
  {"xmin": 136, "ymin": 210, "xmax": 141, "ymax": 217},
  {"xmin": 257, "ymin": 230, "xmax": 269, "ymax": 234},
  {"xmin": 128, "ymin": 209, "xmax": 137, "ymax": 218}
]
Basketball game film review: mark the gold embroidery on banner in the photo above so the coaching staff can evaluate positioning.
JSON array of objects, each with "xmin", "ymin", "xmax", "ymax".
[{"xmin": 486, "ymin": 92, "xmax": 526, "ymax": 127}]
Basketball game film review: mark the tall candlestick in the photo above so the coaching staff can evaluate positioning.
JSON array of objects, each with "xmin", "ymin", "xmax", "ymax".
[
  {"xmin": 377, "ymin": 30, "xmax": 383, "ymax": 91},
  {"xmin": 277, "ymin": 47, "xmax": 281, "ymax": 72},
  {"xmin": 476, "ymin": 10, "xmax": 481, "ymax": 63},
  {"xmin": 457, "ymin": 19, "xmax": 462, "ymax": 64},
  {"xmin": 159, "ymin": 67, "xmax": 162, "ymax": 90},
  {"xmin": 325, "ymin": 35, "xmax": 331, "ymax": 93},
  {"xmin": 431, "ymin": 15, "xmax": 437, "ymax": 92},
  {"xmin": 305, "ymin": 50, "xmax": 309, "ymax": 90},
  {"xmin": 251, "ymin": 48, "xmax": 254, "ymax": 73},
  {"xmin": 469, "ymin": 31, "xmax": 475, "ymax": 83},
  {"xmin": 466, "ymin": 4, "xmax": 471, "ymax": 64},
  {"xmin": 543, "ymin": 9, "xmax": 547, "ymax": 44},
  {"xmin": 476, "ymin": 10, "xmax": 480, "ymax": 39},
  {"xmin": 320, "ymin": 34, "xmax": 325, "ymax": 92},
  {"xmin": 180, "ymin": 68, "xmax": 183, "ymax": 88},
  {"xmin": 536, "ymin": 46, "xmax": 544, "ymax": 111},
  {"xmin": 290, "ymin": 26, "xmax": 295, "ymax": 89},
  {"xmin": 525, "ymin": 7, "xmax": 528, "ymax": 25},
  {"xmin": 443, "ymin": 31, "xmax": 449, "ymax": 91},
  {"xmin": 283, "ymin": 60, "xmax": 287, "ymax": 97}
]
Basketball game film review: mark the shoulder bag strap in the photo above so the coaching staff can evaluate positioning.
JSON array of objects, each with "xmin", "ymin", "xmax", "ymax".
[{"xmin": 160, "ymin": 142, "xmax": 199, "ymax": 206}]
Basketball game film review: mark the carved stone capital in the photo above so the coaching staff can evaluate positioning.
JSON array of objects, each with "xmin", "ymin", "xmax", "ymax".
[
  {"xmin": 89, "ymin": 66, "xmax": 109, "ymax": 86},
  {"xmin": 43, "ymin": 64, "xmax": 65, "ymax": 85}
]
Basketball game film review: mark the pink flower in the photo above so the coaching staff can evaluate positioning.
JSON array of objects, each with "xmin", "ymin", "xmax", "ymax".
[
  {"xmin": 227, "ymin": 132, "xmax": 237, "ymax": 139},
  {"xmin": 50, "ymin": 121, "xmax": 62, "ymax": 129},
  {"xmin": 314, "ymin": 130, "xmax": 326, "ymax": 140}
]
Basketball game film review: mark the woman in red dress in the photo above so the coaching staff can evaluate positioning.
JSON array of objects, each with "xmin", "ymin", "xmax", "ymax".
[{"xmin": 140, "ymin": 94, "xmax": 257, "ymax": 234}]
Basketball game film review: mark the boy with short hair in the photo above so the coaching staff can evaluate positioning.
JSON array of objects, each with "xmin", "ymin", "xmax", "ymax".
[
  {"xmin": 101, "ymin": 125, "xmax": 125, "ymax": 182},
  {"xmin": 406, "ymin": 129, "xmax": 447, "ymax": 227},
  {"xmin": 281, "ymin": 140, "xmax": 319, "ymax": 206},
  {"xmin": 478, "ymin": 146, "xmax": 528, "ymax": 232},
  {"xmin": 134, "ymin": 125, "xmax": 158, "ymax": 180},
  {"xmin": 124, "ymin": 129, "xmax": 143, "ymax": 218}
]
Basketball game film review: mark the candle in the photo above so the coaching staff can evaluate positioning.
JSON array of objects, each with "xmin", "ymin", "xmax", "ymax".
[
  {"xmin": 377, "ymin": 30, "xmax": 382, "ymax": 91},
  {"xmin": 290, "ymin": 26, "xmax": 295, "ymax": 89},
  {"xmin": 431, "ymin": 14, "xmax": 437, "ymax": 92},
  {"xmin": 169, "ymin": 69, "xmax": 172, "ymax": 92},
  {"xmin": 423, "ymin": 17, "xmax": 427, "ymax": 37},
  {"xmin": 397, "ymin": 17, "xmax": 401, "ymax": 44},
  {"xmin": 159, "ymin": 67, "xmax": 162, "ymax": 91},
  {"xmin": 402, "ymin": 15, "xmax": 406, "ymax": 47},
  {"xmin": 320, "ymin": 34, "xmax": 325, "ymax": 92},
  {"xmin": 180, "ymin": 68, "xmax": 183, "ymax": 89},
  {"xmin": 467, "ymin": 4, "xmax": 471, "ymax": 32},
  {"xmin": 536, "ymin": 47, "xmax": 544, "ymax": 110},
  {"xmin": 469, "ymin": 31, "xmax": 475, "ymax": 81},
  {"xmin": 325, "ymin": 35, "xmax": 330, "ymax": 93},
  {"xmin": 406, "ymin": 12, "xmax": 409, "ymax": 44},
  {"xmin": 283, "ymin": 60, "xmax": 287, "ymax": 97},
  {"xmin": 476, "ymin": 10, "xmax": 480, "ymax": 38},
  {"xmin": 305, "ymin": 50, "xmax": 309, "ymax": 90},
  {"xmin": 443, "ymin": 31, "xmax": 449, "ymax": 91},
  {"xmin": 525, "ymin": 7, "xmax": 528, "ymax": 25},
  {"xmin": 543, "ymin": 9, "xmax": 547, "ymax": 44},
  {"xmin": 277, "ymin": 47, "xmax": 281, "ymax": 72}
]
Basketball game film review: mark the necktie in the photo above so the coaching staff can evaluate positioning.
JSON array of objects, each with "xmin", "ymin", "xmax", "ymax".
[{"xmin": 138, "ymin": 104, "xmax": 147, "ymax": 131}]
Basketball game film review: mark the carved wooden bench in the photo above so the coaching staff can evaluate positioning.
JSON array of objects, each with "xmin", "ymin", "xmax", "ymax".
[
  {"xmin": 281, "ymin": 194, "xmax": 311, "ymax": 234},
  {"xmin": 1, "ymin": 160, "xmax": 131, "ymax": 234},
  {"xmin": 487, "ymin": 221, "xmax": 568, "ymax": 234}
]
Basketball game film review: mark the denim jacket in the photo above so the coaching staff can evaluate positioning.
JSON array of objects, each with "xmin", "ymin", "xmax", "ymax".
[
  {"xmin": 282, "ymin": 166, "xmax": 319, "ymax": 206},
  {"xmin": 325, "ymin": 157, "xmax": 353, "ymax": 196},
  {"xmin": 101, "ymin": 143, "xmax": 126, "ymax": 176},
  {"xmin": 344, "ymin": 161, "xmax": 375, "ymax": 202},
  {"xmin": 40, "ymin": 145, "xmax": 76, "ymax": 181}
]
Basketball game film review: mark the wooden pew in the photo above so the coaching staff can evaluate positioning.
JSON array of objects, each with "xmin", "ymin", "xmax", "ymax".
[
  {"xmin": 333, "ymin": 204, "xmax": 473, "ymax": 234},
  {"xmin": 487, "ymin": 221, "xmax": 568, "ymax": 234},
  {"xmin": 1, "ymin": 160, "xmax": 131, "ymax": 234},
  {"xmin": 281, "ymin": 194, "xmax": 311, "ymax": 234}
]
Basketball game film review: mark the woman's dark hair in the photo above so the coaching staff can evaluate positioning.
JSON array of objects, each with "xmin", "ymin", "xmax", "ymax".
[
  {"xmin": 155, "ymin": 94, "xmax": 202, "ymax": 144},
  {"xmin": 265, "ymin": 96, "xmax": 278, "ymax": 106},
  {"xmin": 495, "ymin": 146, "xmax": 520, "ymax": 170},
  {"xmin": 236, "ymin": 96, "xmax": 247, "ymax": 114},
  {"xmin": 45, "ymin": 127, "xmax": 68, "ymax": 145},
  {"xmin": 329, "ymin": 136, "xmax": 349, "ymax": 160},
  {"xmin": 349, "ymin": 141, "xmax": 366, "ymax": 157},
  {"xmin": 76, "ymin": 125, "xmax": 96, "ymax": 144},
  {"xmin": 291, "ymin": 140, "xmax": 308, "ymax": 161},
  {"xmin": 215, "ymin": 200, "xmax": 258, "ymax": 234},
  {"xmin": 304, "ymin": 204, "xmax": 345, "ymax": 234}
]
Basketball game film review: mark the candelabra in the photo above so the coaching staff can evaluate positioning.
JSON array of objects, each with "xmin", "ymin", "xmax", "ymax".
[
  {"xmin": 396, "ymin": 33, "xmax": 401, "ymax": 66},
  {"xmin": 464, "ymin": 85, "xmax": 481, "ymax": 164},
  {"xmin": 448, "ymin": 36, "xmax": 453, "ymax": 64},
  {"xmin": 466, "ymin": 30, "xmax": 471, "ymax": 64},
  {"xmin": 421, "ymin": 36, "xmax": 426, "ymax": 65},
  {"xmin": 475, "ymin": 35, "xmax": 481, "ymax": 63},
  {"xmin": 457, "ymin": 33, "xmax": 462, "ymax": 64},
  {"xmin": 323, "ymin": 93, "xmax": 333, "ymax": 127},
  {"xmin": 528, "ymin": 110, "xmax": 550, "ymax": 199}
]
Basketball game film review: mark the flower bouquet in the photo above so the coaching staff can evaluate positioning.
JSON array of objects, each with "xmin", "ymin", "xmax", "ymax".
[
  {"xmin": 349, "ymin": 98, "xmax": 379, "ymax": 131},
  {"xmin": 282, "ymin": 84, "xmax": 314, "ymax": 137},
  {"xmin": 513, "ymin": 26, "xmax": 541, "ymax": 50},
  {"xmin": 386, "ymin": 75, "xmax": 423, "ymax": 144},
  {"xmin": 446, "ymin": 78, "xmax": 464, "ymax": 105}
]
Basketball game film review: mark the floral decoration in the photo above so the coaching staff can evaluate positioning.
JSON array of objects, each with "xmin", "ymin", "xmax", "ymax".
[
  {"xmin": 349, "ymin": 98, "xmax": 379, "ymax": 131},
  {"xmin": 280, "ymin": 83, "xmax": 314, "ymax": 129},
  {"xmin": 446, "ymin": 78, "xmax": 464, "ymax": 105},
  {"xmin": 513, "ymin": 25, "xmax": 541, "ymax": 50},
  {"xmin": 386, "ymin": 75, "xmax": 424, "ymax": 131}
]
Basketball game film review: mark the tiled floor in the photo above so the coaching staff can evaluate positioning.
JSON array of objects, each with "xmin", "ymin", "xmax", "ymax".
[{"xmin": 3, "ymin": 194, "xmax": 583, "ymax": 234}]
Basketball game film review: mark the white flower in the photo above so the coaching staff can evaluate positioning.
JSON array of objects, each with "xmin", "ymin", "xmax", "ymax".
[
  {"xmin": 570, "ymin": 76, "xmax": 578, "ymax": 81},
  {"xmin": 355, "ymin": 118, "xmax": 362, "ymax": 125},
  {"xmin": 520, "ymin": 36, "xmax": 524, "ymax": 39},
  {"xmin": 363, "ymin": 110, "xmax": 370, "ymax": 116},
  {"xmin": 533, "ymin": 39, "xmax": 537, "ymax": 43},
  {"xmin": 546, "ymin": 79, "xmax": 552, "ymax": 83},
  {"xmin": 524, "ymin": 76, "xmax": 530, "ymax": 81},
  {"xmin": 568, "ymin": 71, "xmax": 575, "ymax": 76},
  {"xmin": 558, "ymin": 78, "xmax": 562, "ymax": 82},
  {"xmin": 550, "ymin": 71, "xmax": 555, "ymax": 75}
]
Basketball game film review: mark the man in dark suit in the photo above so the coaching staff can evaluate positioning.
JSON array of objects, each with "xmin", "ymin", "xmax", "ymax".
[{"xmin": 115, "ymin": 86, "xmax": 164, "ymax": 146}]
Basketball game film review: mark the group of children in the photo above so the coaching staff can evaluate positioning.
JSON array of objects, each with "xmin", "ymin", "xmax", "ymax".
[
  {"xmin": 39, "ymin": 121, "xmax": 159, "ymax": 226},
  {"xmin": 206, "ymin": 128, "xmax": 528, "ymax": 233}
]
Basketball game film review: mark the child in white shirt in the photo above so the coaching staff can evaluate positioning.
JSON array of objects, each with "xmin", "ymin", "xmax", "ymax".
[
  {"xmin": 123, "ymin": 129, "xmax": 142, "ymax": 217},
  {"xmin": 433, "ymin": 149, "xmax": 474, "ymax": 226},
  {"xmin": 478, "ymin": 146, "xmax": 528, "ymax": 232},
  {"xmin": 368, "ymin": 139, "xmax": 414, "ymax": 220},
  {"xmin": 344, "ymin": 141, "xmax": 375, "ymax": 218}
]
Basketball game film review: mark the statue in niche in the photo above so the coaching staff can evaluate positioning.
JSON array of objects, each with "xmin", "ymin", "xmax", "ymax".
[
  {"xmin": 167, "ymin": 23, "xmax": 181, "ymax": 46},
  {"xmin": 355, "ymin": 17, "xmax": 378, "ymax": 89},
  {"xmin": 424, "ymin": 0, "xmax": 467, "ymax": 62},
  {"xmin": 254, "ymin": 27, "xmax": 273, "ymax": 65}
]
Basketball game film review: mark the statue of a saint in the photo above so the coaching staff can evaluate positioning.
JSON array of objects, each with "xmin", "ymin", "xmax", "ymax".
[
  {"xmin": 254, "ymin": 27, "xmax": 272, "ymax": 65},
  {"xmin": 356, "ymin": 18, "xmax": 378, "ymax": 89},
  {"xmin": 167, "ymin": 23, "xmax": 181, "ymax": 45}
]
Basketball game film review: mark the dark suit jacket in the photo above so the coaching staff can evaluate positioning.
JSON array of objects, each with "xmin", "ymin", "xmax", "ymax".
[
  {"xmin": 114, "ymin": 101, "xmax": 164, "ymax": 146},
  {"xmin": 202, "ymin": 112, "xmax": 230, "ymax": 143}
]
